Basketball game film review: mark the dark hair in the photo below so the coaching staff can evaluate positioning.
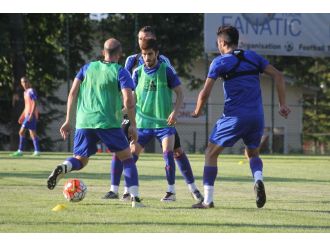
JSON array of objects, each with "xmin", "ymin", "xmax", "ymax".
[
  {"xmin": 217, "ymin": 25, "xmax": 239, "ymax": 46},
  {"xmin": 138, "ymin": 26, "xmax": 156, "ymax": 37},
  {"xmin": 140, "ymin": 38, "xmax": 158, "ymax": 52}
]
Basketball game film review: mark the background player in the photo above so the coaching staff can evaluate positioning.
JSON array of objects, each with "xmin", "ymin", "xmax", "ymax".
[{"xmin": 10, "ymin": 76, "xmax": 40, "ymax": 157}]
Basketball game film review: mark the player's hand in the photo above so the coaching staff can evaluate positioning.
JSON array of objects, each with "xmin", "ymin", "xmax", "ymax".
[
  {"xmin": 128, "ymin": 125, "xmax": 138, "ymax": 144},
  {"xmin": 167, "ymin": 112, "xmax": 177, "ymax": 126},
  {"xmin": 18, "ymin": 118, "xmax": 23, "ymax": 124},
  {"xmin": 191, "ymin": 110, "xmax": 200, "ymax": 118},
  {"xmin": 278, "ymin": 104, "xmax": 291, "ymax": 119},
  {"xmin": 60, "ymin": 121, "xmax": 71, "ymax": 140}
]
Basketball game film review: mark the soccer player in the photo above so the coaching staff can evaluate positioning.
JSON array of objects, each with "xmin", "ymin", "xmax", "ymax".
[
  {"xmin": 10, "ymin": 76, "xmax": 40, "ymax": 157},
  {"xmin": 103, "ymin": 26, "xmax": 203, "ymax": 203},
  {"xmin": 127, "ymin": 38, "xmax": 182, "ymax": 201},
  {"xmin": 46, "ymin": 38, "xmax": 144, "ymax": 208},
  {"xmin": 191, "ymin": 25, "xmax": 291, "ymax": 209}
]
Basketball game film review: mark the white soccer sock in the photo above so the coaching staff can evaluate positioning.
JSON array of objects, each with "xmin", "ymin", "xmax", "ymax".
[
  {"xmin": 123, "ymin": 186, "xmax": 129, "ymax": 194},
  {"xmin": 204, "ymin": 185, "xmax": 214, "ymax": 204},
  {"xmin": 62, "ymin": 160, "xmax": 72, "ymax": 173},
  {"xmin": 167, "ymin": 184, "xmax": 176, "ymax": 194},
  {"xmin": 129, "ymin": 186, "xmax": 139, "ymax": 198},
  {"xmin": 253, "ymin": 171, "xmax": 263, "ymax": 183},
  {"xmin": 110, "ymin": 185, "xmax": 119, "ymax": 194},
  {"xmin": 187, "ymin": 183, "xmax": 197, "ymax": 193}
]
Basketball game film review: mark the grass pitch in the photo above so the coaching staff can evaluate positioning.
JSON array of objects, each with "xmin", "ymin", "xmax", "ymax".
[{"xmin": 0, "ymin": 152, "xmax": 330, "ymax": 233}]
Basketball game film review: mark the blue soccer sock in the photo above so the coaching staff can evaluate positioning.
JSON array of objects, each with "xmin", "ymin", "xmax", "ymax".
[
  {"xmin": 18, "ymin": 136, "xmax": 25, "ymax": 151},
  {"xmin": 203, "ymin": 165, "xmax": 218, "ymax": 204},
  {"xmin": 163, "ymin": 151, "xmax": 176, "ymax": 186},
  {"xmin": 175, "ymin": 152, "xmax": 195, "ymax": 185},
  {"xmin": 111, "ymin": 155, "xmax": 123, "ymax": 187},
  {"xmin": 122, "ymin": 153, "xmax": 140, "ymax": 193},
  {"xmin": 133, "ymin": 153, "xmax": 139, "ymax": 163},
  {"xmin": 122, "ymin": 158, "xmax": 139, "ymax": 187},
  {"xmin": 249, "ymin": 156, "xmax": 263, "ymax": 183},
  {"xmin": 32, "ymin": 137, "xmax": 40, "ymax": 152},
  {"xmin": 63, "ymin": 157, "xmax": 83, "ymax": 173}
]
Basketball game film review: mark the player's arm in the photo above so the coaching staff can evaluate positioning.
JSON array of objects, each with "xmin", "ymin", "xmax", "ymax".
[
  {"xmin": 122, "ymin": 88, "xmax": 137, "ymax": 143},
  {"xmin": 192, "ymin": 77, "xmax": 215, "ymax": 118},
  {"xmin": 60, "ymin": 78, "xmax": 81, "ymax": 140},
  {"xmin": 120, "ymin": 67, "xmax": 138, "ymax": 143},
  {"xmin": 263, "ymin": 64, "xmax": 291, "ymax": 118},
  {"xmin": 28, "ymin": 99, "xmax": 36, "ymax": 122},
  {"xmin": 168, "ymin": 85, "xmax": 183, "ymax": 126},
  {"xmin": 18, "ymin": 110, "xmax": 25, "ymax": 124}
]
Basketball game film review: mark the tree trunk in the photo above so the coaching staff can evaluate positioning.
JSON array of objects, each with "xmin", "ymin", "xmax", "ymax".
[{"xmin": 8, "ymin": 14, "xmax": 26, "ymax": 150}]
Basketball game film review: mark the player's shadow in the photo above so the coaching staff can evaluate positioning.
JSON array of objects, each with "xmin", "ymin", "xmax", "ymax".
[{"xmin": 0, "ymin": 172, "xmax": 329, "ymax": 184}]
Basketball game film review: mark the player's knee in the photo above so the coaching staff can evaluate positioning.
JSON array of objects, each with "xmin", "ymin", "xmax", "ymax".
[
  {"xmin": 173, "ymin": 148, "xmax": 183, "ymax": 158},
  {"xmin": 18, "ymin": 128, "xmax": 25, "ymax": 136},
  {"xmin": 75, "ymin": 156, "xmax": 89, "ymax": 167},
  {"xmin": 245, "ymin": 149, "xmax": 259, "ymax": 159}
]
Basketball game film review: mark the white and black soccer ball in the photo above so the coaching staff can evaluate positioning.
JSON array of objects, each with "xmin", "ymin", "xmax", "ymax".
[{"xmin": 63, "ymin": 179, "xmax": 87, "ymax": 202}]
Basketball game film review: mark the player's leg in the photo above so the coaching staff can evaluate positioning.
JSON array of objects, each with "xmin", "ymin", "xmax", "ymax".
[
  {"xmin": 245, "ymin": 147, "xmax": 266, "ymax": 208},
  {"xmin": 10, "ymin": 127, "xmax": 26, "ymax": 156},
  {"xmin": 103, "ymin": 118, "xmax": 130, "ymax": 199},
  {"xmin": 29, "ymin": 129, "xmax": 40, "ymax": 156},
  {"xmin": 192, "ymin": 142, "xmax": 224, "ymax": 209},
  {"xmin": 115, "ymin": 147, "xmax": 144, "ymax": 207},
  {"xmin": 119, "ymin": 128, "xmax": 150, "ymax": 201},
  {"xmin": 243, "ymin": 115, "xmax": 266, "ymax": 208},
  {"xmin": 159, "ymin": 130, "xmax": 176, "ymax": 202},
  {"xmin": 193, "ymin": 116, "xmax": 240, "ymax": 209},
  {"xmin": 47, "ymin": 129, "xmax": 95, "ymax": 190},
  {"xmin": 102, "ymin": 154, "xmax": 122, "ymax": 199},
  {"xmin": 99, "ymin": 128, "xmax": 144, "ymax": 208},
  {"xmin": 173, "ymin": 132, "xmax": 203, "ymax": 202}
]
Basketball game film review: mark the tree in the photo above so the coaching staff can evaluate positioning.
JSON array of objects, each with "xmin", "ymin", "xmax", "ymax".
[
  {"xmin": 266, "ymin": 55, "xmax": 330, "ymax": 153},
  {"xmin": 0, "ymin": 14, "xmax": 94, "ymax": 151},
  {"xmin": 0, "ymin": 13, "xmax": 206, "ymax": 151},
  {"xmin": 97, "ymin": 14, "xmax": 204, "ymax": 88}
]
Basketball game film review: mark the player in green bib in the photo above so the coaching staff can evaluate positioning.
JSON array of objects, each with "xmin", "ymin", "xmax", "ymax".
[
  {"xmin": 46, "ymin": 38, "xmax": 144, "ymax": 208},
  {"xmin": 131, "ymin": 38, "xmax": 183, "ymax": 202}
]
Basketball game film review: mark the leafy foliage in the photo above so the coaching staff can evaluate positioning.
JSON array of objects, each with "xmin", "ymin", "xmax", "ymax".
[
  {"xmin": 0, "ymin": 14, "xmax": 93, "ymax": 150},
  {"xmin": 267, "ymin": 55, "xmax": 330, "ymax": 148}
]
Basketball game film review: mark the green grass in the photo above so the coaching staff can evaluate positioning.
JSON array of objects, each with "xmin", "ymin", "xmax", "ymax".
[{"xmin": 0, "ymin": 151, "xmax": 330, "ymax": 232}]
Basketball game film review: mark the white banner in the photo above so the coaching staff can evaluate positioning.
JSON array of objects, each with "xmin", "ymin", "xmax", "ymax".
[{"xmin": 204, "ymin": 13, "xmax": 330, "ymax": 57}]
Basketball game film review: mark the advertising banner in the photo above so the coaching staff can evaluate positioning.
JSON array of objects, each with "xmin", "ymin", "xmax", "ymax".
[{"xmin": 204, "ymin": 13, "xmax": 330, "ymax": 57}]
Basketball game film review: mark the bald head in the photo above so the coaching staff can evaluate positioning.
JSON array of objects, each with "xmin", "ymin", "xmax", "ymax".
[{"xmin": 103, "ymin": 38, "xmax": 122, "ymax": 57}]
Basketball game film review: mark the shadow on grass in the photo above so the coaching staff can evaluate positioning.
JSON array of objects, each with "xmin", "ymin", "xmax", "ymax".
[
  {"xmin": 0, "ymin": 170, "xmax": 329, "ymax": 184},
  {"xmin": 1, "ymin": 171, "xmax": 329, "ymax": 184}
]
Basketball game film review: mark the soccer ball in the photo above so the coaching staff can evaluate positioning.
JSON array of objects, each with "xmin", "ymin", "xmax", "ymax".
[{"xmin": 63, "ymin": 179, "xmax": 87, "ymax": 202}]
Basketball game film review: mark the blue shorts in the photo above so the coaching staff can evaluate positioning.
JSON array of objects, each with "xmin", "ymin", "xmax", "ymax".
[
  {"xmin": 209, "ymin": 115, "xmax": 264, "ymax": 149},
  {"xmin": 22, "ymin": 115, "xmax": 37, "ymax": 130},
  {"xmin": 73, "ymin": 128, "xmax": 129, "ymax": 157},
  {"xmin": 137, "ymin": 127, "xmax": 176, "ymax": 147}
]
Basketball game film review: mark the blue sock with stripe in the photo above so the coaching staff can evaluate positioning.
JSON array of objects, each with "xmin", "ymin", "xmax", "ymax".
[
  {"xmin": 175, "ymin": 152, "xmax": 195, "ymax": 184},
  {"xmin": 163, "ymin": 151, "xmax": 176, "ymax": 185},
  {"xmin": 122, "ymin": 158, "xmax": 139, "ymax": 187},
  {"xmin": 111, "ymin": 155, "xmax": 123, "ymax": 186}
]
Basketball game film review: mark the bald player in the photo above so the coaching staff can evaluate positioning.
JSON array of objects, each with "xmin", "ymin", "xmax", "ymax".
[{"xmin": 46, "ymin": 38, "xmax": 144, "ymax": 208}]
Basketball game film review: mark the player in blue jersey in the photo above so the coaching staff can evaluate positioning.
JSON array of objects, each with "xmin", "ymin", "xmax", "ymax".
[
  {"xmin": 46, "ymin": 38, "xmax": 144, "ymax": 208},
  {"xmin": 191, "ymin": 25, "xmax": 291, "ymax": 209},
  {"xmin": 10, "ymin": 76, "xmax": 40, "ymax": 157},
  {"xmin": 102, "ymin": 26, "xmax": 203, "ymax": 203}
]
